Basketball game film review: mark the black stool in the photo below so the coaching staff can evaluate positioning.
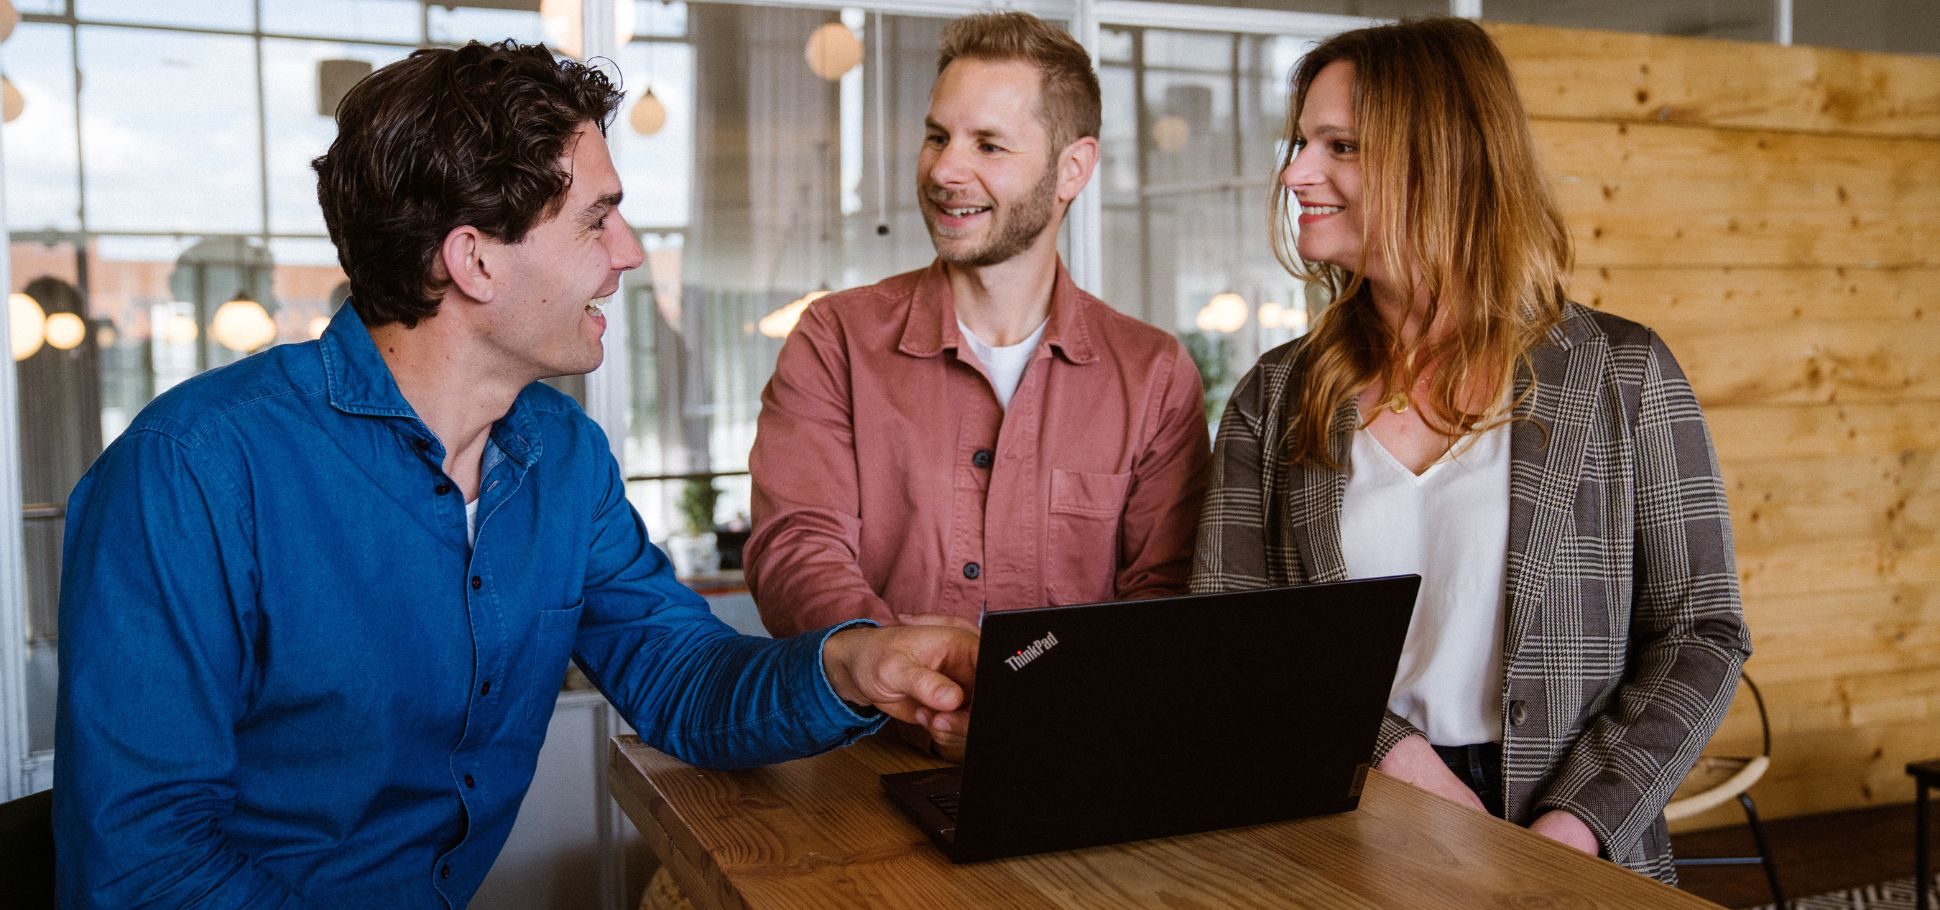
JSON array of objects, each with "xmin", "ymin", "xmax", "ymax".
[
  {"xmin": 1669, "ymin": 672, "xmax": 1785, "ymax": 909},
  {"xmin": 0, "ymin": 788, "xmax": 55, "ymax": 909},
  {"xmin": 1911, "ymin": 759, "xmax": 1940, "ymax": 910}
]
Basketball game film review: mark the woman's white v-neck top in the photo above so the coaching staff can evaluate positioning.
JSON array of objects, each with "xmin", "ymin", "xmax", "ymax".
[{"xmin": 1341, "ymin": 420, "xmax": 1512, "ymax": 746}]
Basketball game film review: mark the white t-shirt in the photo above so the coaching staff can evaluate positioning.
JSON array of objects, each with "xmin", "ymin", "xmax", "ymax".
[
  {"xmin": 465, "ymin": 438, "xmax": 505, "ymax": 547},
  {"xmin": 958, "ymin": 317, "xmax": 1048, "ymax": 410},
  {"xmin": 1341, "ymin": 420, "xmax": 1512, "ymax": 746}
]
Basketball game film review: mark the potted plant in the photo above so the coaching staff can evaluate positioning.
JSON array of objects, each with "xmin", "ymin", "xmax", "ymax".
[
  {"xmin": 665, "ymin": 477, "xmax": 721, "ymax": 578},
  {"xmin": 1179, "ymin": 330, "xmax": 1235, "ymax": 425}
]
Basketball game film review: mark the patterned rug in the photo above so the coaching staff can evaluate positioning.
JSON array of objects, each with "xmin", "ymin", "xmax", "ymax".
[{"xmin": 1743, "ymin": 874, "xmax": 1940, "ymax": 910}]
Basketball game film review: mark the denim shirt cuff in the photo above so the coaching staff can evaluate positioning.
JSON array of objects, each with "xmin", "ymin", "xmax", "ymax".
[{"xmin": 810, "ymin": 620, "xmax": 890, "ymax": 735}]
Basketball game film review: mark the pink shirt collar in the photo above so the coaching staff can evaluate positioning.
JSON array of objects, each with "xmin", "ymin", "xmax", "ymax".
[{"xmin": 895, "ymin": 258, "xmax": 1100, "ymax": 365}]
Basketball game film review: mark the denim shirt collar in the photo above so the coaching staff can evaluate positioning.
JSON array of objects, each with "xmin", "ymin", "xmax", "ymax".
[{"xmin": 317, "ymin": 300, "xmax": 543, "ymax": 467}]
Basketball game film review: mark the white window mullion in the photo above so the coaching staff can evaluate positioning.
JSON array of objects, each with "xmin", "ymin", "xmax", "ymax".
[
  {"xmin": 0, "ymin": 92, "xmax": 31, "ymax": 801},
  {"xmin": 580, "ymin": 0, "xmax": 631, "ymax": 466},
  {"xmin": 1069, "ymin": 0, "xmax": 1103, "ymax": 293}
]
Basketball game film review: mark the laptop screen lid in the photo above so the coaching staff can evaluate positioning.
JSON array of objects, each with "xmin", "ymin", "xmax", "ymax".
[{"xmin": 941, "ymin": 575, "xmax": 1420, "ymax": 862}]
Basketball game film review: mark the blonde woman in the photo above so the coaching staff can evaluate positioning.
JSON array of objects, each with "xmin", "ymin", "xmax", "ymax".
[{"xmin": 1190, "ymin": 18, "xmax": 1749, "ymax": 882}]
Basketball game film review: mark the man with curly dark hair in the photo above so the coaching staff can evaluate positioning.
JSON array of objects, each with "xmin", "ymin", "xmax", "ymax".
[{"xmin": 54, "ymin": 41, "xmax": 978, "ymax": 908}]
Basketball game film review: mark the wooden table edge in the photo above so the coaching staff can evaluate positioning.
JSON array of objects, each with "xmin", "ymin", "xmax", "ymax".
[
  {"xmin": 608, "ymin": 737, "xmax": 752, "ymax": 910},
  {"xmin": 608, "ymin": 734, "xmax": 1723, "ymax": 910}
]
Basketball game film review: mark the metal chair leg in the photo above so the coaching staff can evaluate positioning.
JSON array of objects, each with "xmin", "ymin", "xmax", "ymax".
[
  {"xmin": 1738, "ymin": 792, "xmax": 1787, "ymax": 910},
  {"xmin": 1918, "ymin": 781, "xmax": 1931, "ymax": 910}
]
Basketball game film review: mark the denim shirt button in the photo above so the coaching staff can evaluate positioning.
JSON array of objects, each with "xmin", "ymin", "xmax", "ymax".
[
  {"xmin": 435, "ymin": 482, "xmax": 453, "ymax": 495},
  {"xmin": 470, "ymin": 576, "xmax": 482, "ymax": 590}
]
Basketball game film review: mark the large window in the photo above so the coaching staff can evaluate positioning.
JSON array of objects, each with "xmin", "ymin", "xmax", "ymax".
[
  {"xmin": 598, "ymin": 5, "xmax": 1328, "ymax": 542},
  {"xmin": 605, "ymin": 6, "xmax": 1004, "ymax": 543},
  {"xmin": 1096, "ymin": 24, "xmax": 1317, "ymax": 419}
]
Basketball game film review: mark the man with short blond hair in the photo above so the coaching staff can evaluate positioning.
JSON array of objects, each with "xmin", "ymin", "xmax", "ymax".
[{"xmin": 748, "ymin": 12, "xmax": 1210, "ymax": 757}]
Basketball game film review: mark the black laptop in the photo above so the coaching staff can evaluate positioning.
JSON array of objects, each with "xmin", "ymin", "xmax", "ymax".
[{"xmin": 881, "ymin": 575, "xmax": 1421, "ymax": 863}]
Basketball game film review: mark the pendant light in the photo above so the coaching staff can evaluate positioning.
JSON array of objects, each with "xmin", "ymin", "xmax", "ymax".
[
  {"xmin": 629, "ymin": 88, "xmax": 666, "ymax": 135},
  {"xmin": 1195, "ymin": 291, "xmax": 1248, "ymax": 334},
  {"xmin": 43, "ymin": 311, "xmax": 85, "ymax": 350},
  {"xmin": 1258, "ymin": 299, "xmax": 1310, "ymax": 336},
  {"xmin": 629, "ymin": 22, "xmax": 667, "ymax": 137},
  {"xmin": 1151, "ymin": 115, "xmax": 1189, "ymax": 153},
  {"xmin": 540, "ymin": 0, "xmax": 636, "ymax": 60},
  {"xmin": 759, "ymin": 289, "xmax": 827, "ymax": 339},
  {"xmin": 804, "ymin": 22, "xmax": 862, "ymax": 81},
  {"xmin": 2, "ymin": 77, "xmax": 23, "ymax": 123},
  {"xmin": 212, "ymin": 291, "xmax": 277, "ymax": 352},
  {"xmin": 9, "ymin": 291, "xmax": 44, "ymax": 361},
  {"xmin": 162, "ymin": 311, "xmax": 200, "ymax": 345}
]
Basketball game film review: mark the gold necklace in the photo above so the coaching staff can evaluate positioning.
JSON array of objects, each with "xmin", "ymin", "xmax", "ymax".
[{"xmin": 1383, "ymin": 351, "xmax": 1423, "ymax": 414}]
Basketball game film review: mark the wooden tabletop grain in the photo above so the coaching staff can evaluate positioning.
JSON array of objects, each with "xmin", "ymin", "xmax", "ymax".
[{"xmin": 609, "ymin": 734, "xmax": 1720, "ymax": 909}]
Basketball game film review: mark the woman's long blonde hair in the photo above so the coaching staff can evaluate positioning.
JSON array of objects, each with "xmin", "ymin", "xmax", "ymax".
[{"xmin": 1269, "ymin": 17, "xmax": 1572, "ymax": 468}]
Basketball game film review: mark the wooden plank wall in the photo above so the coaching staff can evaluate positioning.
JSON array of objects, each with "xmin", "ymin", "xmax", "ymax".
[{"xmin": 1487, "ymin": 22, "xmax": 1940, "ymax": 829}]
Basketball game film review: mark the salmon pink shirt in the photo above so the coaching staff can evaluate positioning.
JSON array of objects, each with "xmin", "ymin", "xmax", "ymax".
[{"xmin": 749, "ymin": 260, "xmax": 1211, "ymax": 635}]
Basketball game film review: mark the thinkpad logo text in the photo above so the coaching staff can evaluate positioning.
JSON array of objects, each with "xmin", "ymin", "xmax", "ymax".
[{"xmin": 1003, "ymin": 632, "xmax": 1059, "ymax": 671}]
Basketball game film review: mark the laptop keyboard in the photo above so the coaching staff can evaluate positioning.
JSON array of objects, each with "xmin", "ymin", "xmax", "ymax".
[{"xmin": 926, "ymin": 791, "xmax": 962, "ymax": 821}]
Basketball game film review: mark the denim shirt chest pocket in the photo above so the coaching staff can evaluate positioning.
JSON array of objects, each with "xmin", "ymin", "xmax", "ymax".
[
  {"xmin": 1045, "ymin": 468, "xmax": 1132, "ymax": 604},
  {"xmin": 520, "ymin": 599, "xmax": 586, "ymax": 725}
]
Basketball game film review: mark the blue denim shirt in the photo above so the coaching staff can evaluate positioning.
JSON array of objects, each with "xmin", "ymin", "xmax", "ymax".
[{"xmin": 54, "ymin": 304, "xmax": 883, "ymax": 908}]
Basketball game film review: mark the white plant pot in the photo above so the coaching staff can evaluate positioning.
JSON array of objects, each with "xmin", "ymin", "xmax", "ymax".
[{"xmin": 665, "ymin": 532, "xmax": 719, "ymax": 578}]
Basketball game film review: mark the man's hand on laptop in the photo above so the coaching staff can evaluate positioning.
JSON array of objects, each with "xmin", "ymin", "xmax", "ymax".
[
  {"xmin": 1376, "ymin": 735, "xmax": 1487, "ymax": 813},
  {"xmin": 823, "ymin": 622, "xmax": 978, "ymax": 743},
  {"xmin": 896, "ymin": 614, "xmax": 980, "ymax": 760}
]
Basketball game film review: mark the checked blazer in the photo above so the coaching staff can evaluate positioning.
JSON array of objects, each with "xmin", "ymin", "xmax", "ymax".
[{"xmin": 1189, "ymin": 301, "xmax": 1752, "ymax": 882}]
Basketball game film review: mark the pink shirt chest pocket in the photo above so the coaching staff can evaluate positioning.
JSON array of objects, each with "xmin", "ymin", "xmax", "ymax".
[{"xmin": 1045, "ymin": 468, "xmax": 1133, "ymax": 605}]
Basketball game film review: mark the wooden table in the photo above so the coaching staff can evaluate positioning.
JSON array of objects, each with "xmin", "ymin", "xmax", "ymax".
[{"xmin": 610, "ymin": 734, "xmax": 1720, "ymax": 909}]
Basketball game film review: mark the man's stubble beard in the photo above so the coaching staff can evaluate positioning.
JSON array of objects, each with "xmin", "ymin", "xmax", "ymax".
[{"xmin": 925, "ymin": 157, "xmax": 1060, "ymax": 269}]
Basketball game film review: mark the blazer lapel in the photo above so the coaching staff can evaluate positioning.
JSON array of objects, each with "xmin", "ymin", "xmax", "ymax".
[
  {"xmin": 1284, "ymin": 400, "xmax": 1358, "ymax": 584},
  {"xmin": 1504, "ymin": 307, "xmax": 1603, "ymax": 665}
]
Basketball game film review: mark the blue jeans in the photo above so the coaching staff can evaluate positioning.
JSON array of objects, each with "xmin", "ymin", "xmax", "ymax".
[{"xmin": 1432, "ymin": 742, "xmax": 1506, "ymax": 818}]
